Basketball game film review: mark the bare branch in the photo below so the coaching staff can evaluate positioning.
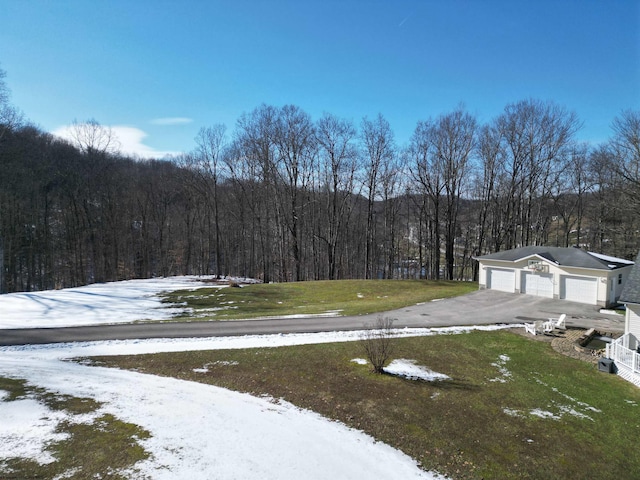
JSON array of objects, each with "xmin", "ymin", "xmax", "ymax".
[
  {"xmin": 360, "ymin": 316, "xmax": 396, "ymax": 374},
  {"xmin": 68, "ymin": 118, "xmax": 120, "ymax": 156}
]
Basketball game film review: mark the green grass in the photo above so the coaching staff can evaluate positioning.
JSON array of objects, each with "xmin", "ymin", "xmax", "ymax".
[
  {"xmin": 0, "ymin": 378, "xmax": 150, "ymax": 479},
  {"xmin": 161, "ymin": 279, "xmax": 477, "ymax": 321},
  {"xmin": 90, "ymin": 330, "xmax": 640, "ymax": 480}
]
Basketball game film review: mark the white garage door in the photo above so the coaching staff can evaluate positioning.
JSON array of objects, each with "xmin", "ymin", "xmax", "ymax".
[
  {"xmin": 487, "ymin": 268, "xmax": 515, "ymax": 293},
  {"xmin": 561, "ymin": 275, "xmax": 598, "ymax": 304},
  {"xmin": 521, "ymin": 272, "xmax": 554, "ymax": 298}
]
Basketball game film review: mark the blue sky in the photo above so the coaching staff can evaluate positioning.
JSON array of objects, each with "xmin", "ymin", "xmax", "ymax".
[{"xmin": 1, "ymin": 0, "xmax": 639, "ymax": 158}]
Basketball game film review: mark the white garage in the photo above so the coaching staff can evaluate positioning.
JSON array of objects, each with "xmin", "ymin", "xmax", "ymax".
[
  {"xmin": 487, "ymin": 268, "xmax": 515, "ymax": 292},
  {"xmin": 474, "ymin": 246, "xmax": 634, "ymax": 307},
  {"xmin": 560, "ymin": 275, "xmax": 598, "ymax": 304},
  {"xmin": 521, "ymin": 271, "xmax": 554, "ymax": 298}
]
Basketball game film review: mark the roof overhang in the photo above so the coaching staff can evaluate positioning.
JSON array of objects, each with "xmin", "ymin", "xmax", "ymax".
[{"xmin": 474, "ymin": 254, "xmax": 558, "ymax": 265}]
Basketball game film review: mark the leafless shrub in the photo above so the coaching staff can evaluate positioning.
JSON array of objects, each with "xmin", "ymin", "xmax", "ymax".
[{"xmin": 360, "ymin": 316, "xmax": 396, "ymax": 374}]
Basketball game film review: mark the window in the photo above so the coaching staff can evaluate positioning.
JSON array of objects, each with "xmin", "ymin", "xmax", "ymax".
[{"xmin": 618, "ymin": 274, "xmax": 623, "ymax": 285}]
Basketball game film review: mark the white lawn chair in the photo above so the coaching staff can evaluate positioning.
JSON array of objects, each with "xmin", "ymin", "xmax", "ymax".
[
  {"xmin": 524, "ymin": 321, "xmax": 544, "ymax": 335},
  {"xmin": 543, "ymin": 314, "xmax": 566, "ymax": 333}
]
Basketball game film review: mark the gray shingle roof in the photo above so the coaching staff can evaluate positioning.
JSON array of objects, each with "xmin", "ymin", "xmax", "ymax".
[
  {"xmin": 474, "ymin": 246, "xmax": 631, "ymax": 271},
  {"xmin": 620, "ymin": 251, "xmax": 640, "ymax": 305}
]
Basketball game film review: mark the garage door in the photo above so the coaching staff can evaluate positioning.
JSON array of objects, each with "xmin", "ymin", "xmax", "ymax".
[
  {"xmin": 487, "ymin": 268, "xmax": 515, "ymax": 293},
  {"xmin": 561, "ymin": 275, "xmax": 598, "ymax": 304},
  {"xmin": 521, "ymin": 272, "xmax": 554, "ymax": 298}
]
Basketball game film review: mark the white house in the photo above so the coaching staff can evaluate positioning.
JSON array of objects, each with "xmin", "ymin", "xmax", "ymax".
[
  {"xmin": 606, "ymin": 251, "xmax": 640, "ymax": 387},
  {"xmin": 474, "ymin": 246, "xmax": 634, "ymax": 307}
]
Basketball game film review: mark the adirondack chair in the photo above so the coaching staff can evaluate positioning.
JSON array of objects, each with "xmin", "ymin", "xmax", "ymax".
[
  {"xmin": 524, "ymin": 321, "xmax": 544, "ymax": 335},
  {"xmin": 543, "ymin": 314, "xmax": 566, "ymax": 332}
]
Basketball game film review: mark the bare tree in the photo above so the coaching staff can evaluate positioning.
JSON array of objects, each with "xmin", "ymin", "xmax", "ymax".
[
  {"xmin": 68, "ymin": 118, "xmax": 120, "ymax": 156},
  {"xmin": 432, "ymin": 107, "xmax": 477, "ymax": 280},
  {"xmin": 474, "ymin": 123, "xmax": 502, "ymax": 257},
  {"xmin": 315, "ymin": 113, "xmax": 359, "ymax": 279},
  {"xmin": 273, "ymin": 105, "xmax": 316, "ymax": 281},
  {"xmin": 361, "ymin": 114, "xmax": 395, "ymax": 279},
  {"xmin": 0, "ymin": 67, "xmax": 8, "ymax": 107},
  {"xmin": 495, "ymin": 99, "xmax": 580, "ymax": 248},
  {"xmin": 610, "ymin": 110, "xmax": 640, "ymax": 207},
  {"xmin": 229, "ymin": 104, "xmax": 279, "ymax": 283},
  {"xmin": 408, "ymin": 119, "xmax": 442, "ymax": 279},
  {"xmin": 360, "ymin": 316, "xmax": 396, "ymax": 374},
  {"xmin": 192, "ymin": 124, "xmax": 228, "ymax": 277},
  {"xmin": 0, "ymin": 66, "xmax": 23, "ymax": 142},
  {"xmin": 550, "ymin": 143, "xmax": 593, "ymax": 247},
  {"xmin": 380, "ymin": 153, "xmax": 406, "ymax": 278}
]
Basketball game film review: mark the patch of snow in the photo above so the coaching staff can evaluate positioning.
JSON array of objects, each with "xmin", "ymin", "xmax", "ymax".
[
  {"xmin": 557, "ymin": 404, "xmax": 594, "ymax": 422},
  {"xmin": 489, "ymin": 354, "xmax": 512, "ymax": 383},
  {"xmin": 503, "ymin": 408, "xmax": 524, "ymax": 418},
  {"xmin": 0, "ymin": 398, "xmax": 69, "ymax": 465},
  {"xmin": 504, "ymin": 377, "xmax": 603, "ymax": 422},
  {"xmin": 550, "ymin": 387, "xmax": 602, "ymax": 413},
  {"xmin": 255, "ymin": 311, "xmax": 344, "ymax": 320},
  {"xmin": 383, "ymin": 359, "xmax": 450, "ymax": 382},
  {"xmin": 2, "ymin": 325, "xmax": 518, "ymax": 360},
  {"xmin": 588, "ymin": 251, "xmax": 635, "ymax": 265},
  {"xmin": 530, "ymin": 409, "xmax": 561, "ymax": 420},
  {"xmin": 351, "ymin": 358, "xmax": 368, "ymax": 365},
  {"xmin": 194, "ymin": 360, "xmax": 239, "ymax": 372},
  {"xmin": 0, "ymin": 276, "xmax": 220, "ymax": 329}
]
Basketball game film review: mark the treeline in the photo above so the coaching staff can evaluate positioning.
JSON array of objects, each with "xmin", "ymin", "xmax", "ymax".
[{"xmin": 1, "ymin": 78, "xmax": 639, "ymax": 292}]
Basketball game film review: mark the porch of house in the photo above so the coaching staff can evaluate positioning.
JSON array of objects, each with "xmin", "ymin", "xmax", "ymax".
[{"xmin": 606, "ymin": 333, "xmax": 640, "ymax": 388}]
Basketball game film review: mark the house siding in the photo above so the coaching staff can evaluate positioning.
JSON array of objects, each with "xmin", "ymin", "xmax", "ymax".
[{"xmin": 627, "ymin": 305, "xmax": 640, "ymax": 338}]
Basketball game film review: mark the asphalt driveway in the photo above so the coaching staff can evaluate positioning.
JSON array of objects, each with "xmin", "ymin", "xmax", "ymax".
[
  {"xmin": 0, "ymin": 289, "xmax": 624, "ymax": 346},
  {"xmin": 386, "ymin": 289, "xmax": 625, "ymax": 331}
]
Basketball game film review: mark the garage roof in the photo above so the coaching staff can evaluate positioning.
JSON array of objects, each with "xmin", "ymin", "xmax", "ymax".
[
  {"xmin": 474, "ymin": 246, "xmax": 633, "ymax": 271},
  {"xmin": 620, "ymin": 251, "xmax": 640, "ymax": 305}
]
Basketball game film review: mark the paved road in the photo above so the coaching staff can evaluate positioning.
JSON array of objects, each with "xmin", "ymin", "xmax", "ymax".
[{"xmin": 0, "ymin": 290, "xmax": 625, "ymax": 346}]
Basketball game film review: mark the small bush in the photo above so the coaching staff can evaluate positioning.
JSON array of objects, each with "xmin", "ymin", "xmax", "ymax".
[{"xmin": 360, "ymin": 316, "xmax": 396, "ymax": 374}]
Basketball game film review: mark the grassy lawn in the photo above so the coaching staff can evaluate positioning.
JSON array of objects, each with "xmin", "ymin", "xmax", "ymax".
[
  {"xmin": 161, "ymin": 279, "xmax": 477, "ymax": 321},
  {"xmin": 90, "ymin": 330, "xmax": 640, "ymax": 480},
  {"xmin": 0, "ymin": 377, "xmax": 150, "ymax": 479}
]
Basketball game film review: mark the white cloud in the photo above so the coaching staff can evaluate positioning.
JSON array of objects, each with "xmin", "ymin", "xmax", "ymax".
[
  {"xmin": 150, "ymin": 117, "xmax": 193, "ymax": 126},
  {"xmin": 52, "ymin": 124, "xmax": 182, "ymax": 159},
  {"xmin": 111, "ymin": 125, "xmax": 181, "ymax": 159}
]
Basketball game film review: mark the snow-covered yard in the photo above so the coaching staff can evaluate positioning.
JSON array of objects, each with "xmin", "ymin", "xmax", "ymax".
[
  {"xmin": 0, "ymin": 277, "xmax": 508, "ymax": 479},
  {"xmin": 0, "ymin": 276, "xmax": 221, "ymax": 329}
]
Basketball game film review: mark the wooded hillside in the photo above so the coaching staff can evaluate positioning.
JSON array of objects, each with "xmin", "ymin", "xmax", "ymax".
[{"xmin": 1, "ymin": 69, "xmax": 639, "ymax": 293}]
